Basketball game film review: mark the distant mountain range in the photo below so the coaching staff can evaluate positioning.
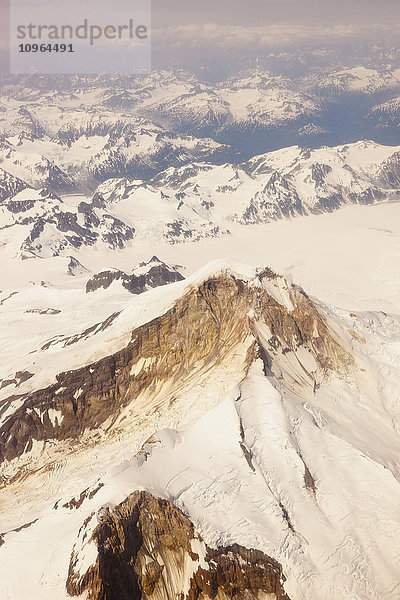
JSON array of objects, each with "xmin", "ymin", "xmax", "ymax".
[
  {"xmin": 1, "ymin": 139, "xmax": 398, "ymax": 257},
  {"xmin": 1, "ymin": 61, "xmax": 400, "ymax": 600},
  {"xmin": 1, "ymin": 66, "xmax": 400, "ymax": 178}
]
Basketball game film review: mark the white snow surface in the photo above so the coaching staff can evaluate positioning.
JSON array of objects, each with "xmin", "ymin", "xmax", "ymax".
[
  {"xmin": 1, "ymin": 301, "xmax": 400, "ymax": 599},
  {"xmin": 0, "ymin": 247, "xmax": 398, "ymax": 598},
  {"xmin": 0, "ymin": 142, "xmax": 399, "ymax": 599}
]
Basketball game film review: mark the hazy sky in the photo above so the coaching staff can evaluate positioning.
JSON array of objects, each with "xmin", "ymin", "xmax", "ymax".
[
  {"xmin": 149, "ymin": 0, "xmax": 400, "ymax": 73},
  {"xmin": 1, "ymin": 0, "xmax": 400, "ymax": 77},
  {"xmin": 152, "ymin": 0, "xmax": 400, "ymax": 27},
  {"xmin": 150, "ymin": 0, "xmax": 400, "ymax": 58}
]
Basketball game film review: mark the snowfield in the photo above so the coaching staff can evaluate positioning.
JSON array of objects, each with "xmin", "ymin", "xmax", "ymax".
[
  {"xmin": 1, "ymin": 68, "xmax": 400, "ymax": 600},
  {"xmin": 0, "ymin": 234, "xmax": 399, "ymax": 598}
]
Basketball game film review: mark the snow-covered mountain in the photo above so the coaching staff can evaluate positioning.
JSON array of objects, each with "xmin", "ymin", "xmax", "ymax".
[
  {"xmin": 303, "ymin": 66, "xmax": 400, "ymax": 97},
  {"xmin": 0, "ymin": 187, "xmax": 135, "ymax": 259},
  {"xmin": 0, "ymin": 167, "xmax": 28, "ymax": 201},
  {"xmin": 1, "ymin": 140, "xmax": 399, "ymax": 258},
  {"xmin": 89, "ymin": 141, "xmax": 400, "ymax": 235},
  {"xmin": 0, "ymin": 141, "xmax": 77, "ymax": 193},
  {"xmin": 219, "ymin": 68, "xmax": 321, "ymax": 128},
  {"xmin": 0, "ymin": 73, "xmax": 242, "ymax": 191},
  {"xmin": 138, "ymin": 68, "xmax": 322, "ymax": 140},
  {"xmin": 85, "ymin": 256, "xmax": 184, "ymax": 294},
  {"xmin": 1, "ymin": 63, "xmax": 400, "ymax": 600},
  {"xmin": 2, "ymin": 65, "xmax": 400, "ymax": 159},
  {"xmin": 369, "ymin": 96, "xmax": 400, "ymax": 126},
  {"xmin": 0, "ymin": 113, "xmax": 235, "ymax": 192},
  {"xmin": 1, "ymin": 260, "xmax": 400, "ymax": 599},
  {"xmin": 365, "ymin": 96, "xmax": 400, "ymax": 145}
]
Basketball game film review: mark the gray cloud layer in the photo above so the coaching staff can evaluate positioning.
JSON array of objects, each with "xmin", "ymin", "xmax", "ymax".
[
  {"xmin": 152, "ymin": 22, "xmax": 400, "ymax": 53},
  {"xmin": 152, "ymin": 0, "xmax": 400, "ymax": 27}
]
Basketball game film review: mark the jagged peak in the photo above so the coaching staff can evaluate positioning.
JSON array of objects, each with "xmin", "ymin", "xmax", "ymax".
[{"xmin": 0, "ymin": 259, "xmax": 353, "ymax": 470}]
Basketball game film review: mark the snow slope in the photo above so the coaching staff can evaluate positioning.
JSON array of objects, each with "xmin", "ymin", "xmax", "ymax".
[
  {"xmin": 0, "ymin": 260, "xmax": 400, "ymax": 600},
  {"xmin": 1, "ymin": 68, "xmax": 400, "ymax": 600},
  {"xmin": 89, "ymin": 141, "xmax": 400, "ymax": 236}
]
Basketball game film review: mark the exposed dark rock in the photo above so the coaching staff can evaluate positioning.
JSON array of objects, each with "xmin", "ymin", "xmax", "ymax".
[
  {"xmin": 85, "ymin": 269, "xmax": 126, "ymax": 293},
  {"xmin": 85, "ymin": 258, "xmax": 184, "ymax": 294},
  {"xmin": 14, "ymin": 107, "xmax": 45, "ymax": 138},
  {"xmin": 15, "ymin": 371, "xmax": 34, "ymax": 385},
  {"xmin": 378, "ymin": 151, "xmax": 400, "ymax": 187},
  {"xmin": 63, "ymin": 483, "xmax": 104, "ymax": 511},
  {"xmin": 40, "ymin": 311, "xmax": 121, "ymax": 351},
  {"xmin": 100, "ymin": 215, "xmax": 135, "ymax": 249},
  {"xmin": 0, "ymin": 379, "xmax": 15, "ymax": 390},
  {"xmin": 237, "ymin": 409, "xmax": 256, "ymax": 473},
  {"xmin": 310, "ymin": 162, "xmax": 333, "ymax": 186},
  {"xmin": 124, "ymin": 263, "xmax": 184, "ymax": 294},
  {"xmin": 0, "ymin": 273, "xmax": 352, "ymax": 464},
  {"xmin": 66, "ymin": 490, "xmax": 291, "ymax": 600},
  {"xmin": 188, "ymin": 544, "xmax": 290, "ymax": 600},
  {"xmin": 54, "ymin": 212, "xmax": 98, "ymax": 244},
  {"xmin": 304, "ymin": 463, "xmax": 317, "ymax": 494},
  {"xmin": 78, "ymin": 194, "xmax": 106, "ymax": 215},
  {"xmin": 0, "ymin": 517, "xmax": 39, "ymax": 547},
  {"xmin": 0, "ymin": 169, "xmax": 29, "ymax": 202},
  {"xmin": 101, "ymin": 91, "xmax": 139, "ymax": 109},
  {"xmin": 0, "ymin": 370, "xmax": 33, "ymax": 389},
  {"xmin": 7, "ymin": 199, "xmax": 36, "ymax": 213},
  {"xmin": 278, "ymin": 502, "xmax": 295, "ymax": 533},
  {"xmin": 25, "ymin": 308, "xmax": 61, "ymax": 315},
  {"xmin": 67, "ymin": 256, "xmax": 89, "ymax": 277},
  {"xmin": 240, "ymin": 441, "xmax": 256, "ymax": 472},
  {"xmin": 14, "ymin": 190, "xmax": 135, "ymax": 257}
]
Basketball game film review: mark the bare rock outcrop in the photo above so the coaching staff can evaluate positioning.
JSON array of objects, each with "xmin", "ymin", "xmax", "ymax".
[
  {"xmin": 85, "ymin": 256, "xmax": 184, "ymax": 294},
  {"xmin": 0, "ymin": 270, "xmax": 353, "ymax": 465},
  {"xmin": 0, "ymin": 168, "xmax": 29, "ymax": 202},
  {"xmin": 66, "ymin": 490, "xmax": 291, "ymax": 600}
]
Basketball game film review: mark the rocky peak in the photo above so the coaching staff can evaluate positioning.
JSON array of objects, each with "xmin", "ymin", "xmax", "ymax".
[
  {"xmin": 85, "ymin": 257, "xmax": 184, "ymax": 294},
  {"xmin": 66, "ymin": 490, "xmax": 291, "ymax": 600},
  {"xmin": 0, "ymin": 169, "xmax": 29, "ymax": 202},
  {"xmin": 0, "ymin": 268, "xmax": 352, "ymax": 467},
  {"xmin": 68, "ymin": 256, "xmax": 89, "ymax": 277}
]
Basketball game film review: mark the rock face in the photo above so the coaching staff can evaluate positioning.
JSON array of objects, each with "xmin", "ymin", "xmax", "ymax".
[
  {"xmin": 66, "ymin": 490, "xmax": 291, "ymax": 600},
  {"xmin": 85, "ymin": 257, "xmax": 184, "ymax": 294},
  {"xmin": 85, "ymin": 268, "xmax": 126, "ymax": 292},
  {"xmin": 1, "ymin": 188, "xmax": 135, "ymax": 259},
  {"xmin": 0, "ymin": 269, "xmax": 352, "ymax": 465},
  {"xmin": 0, "ymin": 168, "xmax": 28, "ymax": 201},
  {"xmin": 0, "ymin": 370, "xmax": 33, "ymax": 390},
  {"xmin": 378, "ymin": 151, "xmax": 400, "ymax": 187},
  {"xmin": 67, "ymin": 256, "xmax": 89, "ymax": 277}
]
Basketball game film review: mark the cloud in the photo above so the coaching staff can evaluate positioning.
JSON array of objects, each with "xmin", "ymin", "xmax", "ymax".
[
  {"xmin": 152, "ymin": 0, "xmax": 400, "ymax": 28},
  {"xmin": 152, "ymin": 22, "xmax": 400, "ymax": 52}
]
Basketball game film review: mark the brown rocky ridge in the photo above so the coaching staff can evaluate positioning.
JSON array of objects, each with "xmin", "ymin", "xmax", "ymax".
[
  {"xmin": 66, "ymin": 489, "xmax": 291, "ymax": 600},
  {"xmin": 0, "ymin": 268, "xmax": 353, "ymax": 466}
]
